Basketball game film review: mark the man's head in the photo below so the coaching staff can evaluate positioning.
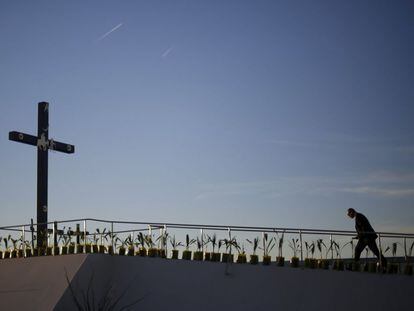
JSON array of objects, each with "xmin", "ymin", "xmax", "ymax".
[{"xmin": 347, "ymin": 208, "xmax": 356, "ymax": 219}]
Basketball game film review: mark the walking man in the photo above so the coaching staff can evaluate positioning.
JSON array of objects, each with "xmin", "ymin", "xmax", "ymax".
[{"xmin": 347, "ymin": 208, "xmax": 387, "ymax": 267}]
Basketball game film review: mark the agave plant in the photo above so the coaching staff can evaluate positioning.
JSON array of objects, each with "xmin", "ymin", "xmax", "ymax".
[
  {"xmin": 276, "ymin": 231, "xmax": 285, "ymax": 258},
  {"xmin": 288, "ymin": 238, "xmax": 300, "ymax": 258},
  {"xmin": 246, "ymin": 237, "xmax": 260, "ymax": 256},
  {"xmin": 169, "ymin": 235, "xmax": 183, "ymax": 250}
]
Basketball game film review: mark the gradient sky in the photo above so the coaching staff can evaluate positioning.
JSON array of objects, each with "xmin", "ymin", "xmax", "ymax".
[{"xmin": 0, "ymin": 0, "xmax": 413, "ymax": 233}]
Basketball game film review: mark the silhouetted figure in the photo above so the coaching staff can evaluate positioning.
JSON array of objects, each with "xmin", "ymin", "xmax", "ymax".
[{"xmin": 347, "ymin": 208, "xmax": 387, "ymax": 267}]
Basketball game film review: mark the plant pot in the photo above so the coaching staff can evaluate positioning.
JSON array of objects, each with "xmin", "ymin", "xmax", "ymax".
[
  {"xmin": 211, "ymin": 252, "xmax": 221, "ymax": 262},
  {"xmin": 3, "ymin": 251, "xmax": 10, "ymax": 259},
  {"xmin": 77, "ymin": 244, "xmax": 84, "ymax": 254},
  {"xmin": 250, "ymin": 254, "xmax": 259, "ymax": 265},
  {"xmin": 68, "ymin": 245, "xmax": 75, "ymax": 254},
  {"xmin": 333, "ymin": 259, "xmax": 344, "ymax": 271},
  {"xmin": 276, "ymin": 256, "xmax": 285, "ymax": 267},
  {"xmin": 204, "ymin": 252, "xmax": 211, "ymax": 261},
  {"xmin": 263, "ymin": 255, "xmax": 271, "ymax": 266},
  {"xmin": 85, "ymin": 244, "xmax": 92, "ymax": 254},
  {"xmin": 158, "ymin": 249, "xmax": 166, "ymax": 258},
  {"xmin": 99, "ymin": 245, "xmax": 106, "ymax": 254},
  {"xmin": 318, "ymin": 259, "xmax": 329, "ymax": 270},
  {"xmin": 53, "ymin": 246, "xmax": 60, "ymax": 255},
  {"xmin": 222, "ymin": 253, "xmax": 234, "ymax": 263},
  {"xmin": 136, "ymin": 247, "xmax": 147, "ymax": 257},
  {"xmin": 92, "ymin": 244, "xmax": 99, "ymax": 253},
  {"xmin": 11, "ymin": 250, "xmax": 17, "ymax": 258},
  {"xmin": 237, "ymin": 254, "xmax": 247, "ymax": 264},
  {"xmin": 182, "ymin": 250, "xmax": 192, "ymax": 260},
  {"xmin": 118, "ymin": 247, "xmax": 126, "ymax": 256},
  {"xmin": 17, "ymin": 249, "xmax": 24, "ymax": 258},
  {"xmin": 38, "ymin": 248, "xmax": 46, "ymax": 256},
  {"xmin": 304, "ymin": 258, "xmax": 311, "ymax": 268},
  {"xmin": 61, "ymin": 246, "xmax": 68, "ymax": 255},
  {"xmin": 25, "ymin": 249, "xmax": 32, "ymax": 257},
  {"xmin": 387, "ymin": 263, "xmax": 399, "ymax": 274},
  {"xmin": 290, "ymin": 257, "xmax": 299, "ymax": 268},
  {"xmin": 171, "ymin": 249, "xmax": 179, "ymax": 259},
  {"xmin": 108, "ymin": 245, "xmax": 114, "ymax": 255},
  {"xmin": 364, "ymin": 262, "xmax": 377, "ymax": 273},
  {"xmin": 309, "ymin": 259, "xmax": 318, "ymax": 269},
  {"xmin": 127, "ymin": 247, "xmax": 135, "ymax": 256},
  {"xmin": 148, "ymin": 248, "xmax": 158, "ymax": 257},
  {"xmin": 46, "ymin": 247, "xmax": 53, "ymax": 256},
  {"xmin": 404, "ymin": 264, "xmax": 413, "ymax": 276},
  {"xmin": 193, "ymin": 251, "xmax": 203, "ymax": 261}
]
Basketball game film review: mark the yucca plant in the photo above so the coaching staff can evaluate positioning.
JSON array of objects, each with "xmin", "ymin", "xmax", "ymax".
[
  {"xmin": 236, "ymin": 244, "xmax": 247, "ymax": 264},
  {"xmin": 288, "ymin": 238, "xmax": 300, "ymax": 267},
  {"xmin": 403, "ymin": 241, "xmax": 414, "ymax": 275},
  {"xmin": 156, "ymin": 231, "xmax": 169, "ymax": 258},
  {"xmin": 247, "ymin": 237, "xmax": 260, "ymax": 264},
  {"xmin": 221, "ymin": 236, "xmax": 239, "ymax": 263},
  {"xmin": 3, "ymin": 235, "xmax": 11, "ymax": 259},
  {"xmin": 169, "ymin": 235, "xmax": 183, "ymax": 259},
  {"xmin": 384, "ymin": 242, "xmax": 400, "ymax": 274},
  {"xmin": 193, "ymin": 237, "xmax": 205, "ymax": 261},
  {"xmin": 276, "ymin": 231, "xmax": 285, "ymax": 266},
  {"xmin": 208, "ymin": 234, "xmax": 221, "ymax": 262},
  {"xmin": 145, "ymin": 234, "xmax": 159, "ymax": 257},
  {"xmin": 259, "ymin": 233, "xmax": 275, "ymax": 265},
  {"xmin": 182, "ymin": 234, "xmax": 195, "ymax": 260},
  {"xmin": 331, "ymin": 241, "xmax": 344, "ymax": 271},
  {"xmin": 316, "ymin": 239, "xmax": 329, "ymax": 269},
  {"xmin": 135, "ymin": 232, "xmax": 147, "ymax": 256}
]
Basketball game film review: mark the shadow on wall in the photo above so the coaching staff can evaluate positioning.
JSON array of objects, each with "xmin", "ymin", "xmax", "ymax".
[{"xmin": 55, "ymin": 257, "xmax": 147, "ymax": 310}]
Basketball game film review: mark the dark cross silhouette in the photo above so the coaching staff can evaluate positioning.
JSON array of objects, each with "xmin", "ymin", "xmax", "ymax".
[{"xmin": 9, "ymin": 102, "xmax": 75, "ymax": 248}]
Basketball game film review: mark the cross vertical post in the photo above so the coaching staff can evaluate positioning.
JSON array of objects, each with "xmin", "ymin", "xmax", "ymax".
[{"xmin": 37, "ymin": 102, "xmax": 49, "ymax": 248}]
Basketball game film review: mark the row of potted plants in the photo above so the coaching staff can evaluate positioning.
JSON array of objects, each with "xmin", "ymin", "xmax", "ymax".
[{"xmin": 0, "ymin": 229, "xmax": 412, "ymax": 275}]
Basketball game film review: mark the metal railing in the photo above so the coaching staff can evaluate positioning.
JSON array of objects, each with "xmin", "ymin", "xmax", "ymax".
[{"xmin": 1, "ymin": 218, "xmax": 413, "ymax": 263}]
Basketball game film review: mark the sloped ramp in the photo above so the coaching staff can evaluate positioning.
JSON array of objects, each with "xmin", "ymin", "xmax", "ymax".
[
  {"xmin": 55, "ymin": 254, "xmax": 414, "ymax": 311},
  {"xmin": 0, "ymin": 254, "xmax": 87, "ymax": 310}
]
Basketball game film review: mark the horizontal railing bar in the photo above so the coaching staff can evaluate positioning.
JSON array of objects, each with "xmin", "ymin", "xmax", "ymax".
[{"xmin": 0, "ymin": 218, "xmax": 413, "ymax": 239}]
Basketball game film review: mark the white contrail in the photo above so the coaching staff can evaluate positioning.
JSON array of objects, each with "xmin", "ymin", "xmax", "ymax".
[
  {"xmin": 161, "ymin": 46, "xmax": 173, "ymax": 58},
  {"xmin": 97, "ymin": 23, "xmax": 123, "ymax": 41}
]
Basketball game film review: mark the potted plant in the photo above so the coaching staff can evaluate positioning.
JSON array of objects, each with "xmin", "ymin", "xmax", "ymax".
[
  {"xmin": 169, "ymin": 235, "xmax": 183, "ymax": 259},
  {"xmin": 236, "ymin": 244, "xmax": 247, "ymax": 264},
  {"xmin": 342, "ymin": 239, "xmax": 359, "ymax": 271},
  {"xmin": 403, "ymin": 241, "xmax": 414, "ymax": 275},
  {"xmin": 135, "ymin": 232, "xmax": 147, "ymax": 256},
  {"xmin": 116, "ymin": 236, "xmax": 128, "ymax": 256},
  {"xmin": 208, "ymin": 234, "xmax": 221, "ymax": 262},
  {"xmin": 221, "ymin": 236, "xmax": 239, "ymax": 263},
  {"xmin": 384, "ymin": 242, "xmax": 400, "ymax": 274},
  {"xmin": 193, "ymin": 237, "xmax": 204, "ymax": 261},
  {"xmin": 182, "ymin": 234, "xmax": 195, "ymax": 260},
  {"xmin": 331, "ymin": 241, "xmax": 344, "ymax": 271},
  {"xmin": 276, "ymin": 231, "xmax": 285, "ymax": 267},
  {"xmin": 10, "ymin": 237, "xmax": 23, "ymax": 258},
  {"xmin": 3, "ymin": 236, "xmax": 11, "ymax": 259},
  {"xmin": 247, "ymin": 237, "xmax": 260, "ymax": 264},
  {"xmin": 156, "ymin": 231, "xmax": 168, "ymax": 258},
  {"xmin": 259, "ymin": 233, "xmax": 275, "ymax": 265},
  {"xmin": 316, "ymin": 239, "xmax": 329, "ymax": 269},
  {"xmin": 146, "ymin": 235, "xmax": 158, "ymax": 257},
  {"xmin": 288, "ymin": 238, "xmax": 300, "ymax": 268}
]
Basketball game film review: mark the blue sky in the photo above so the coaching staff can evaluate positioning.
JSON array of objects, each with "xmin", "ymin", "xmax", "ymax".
[{"xmin": 0, "ymin": 0, "xmax": 413, "ymax": 233}]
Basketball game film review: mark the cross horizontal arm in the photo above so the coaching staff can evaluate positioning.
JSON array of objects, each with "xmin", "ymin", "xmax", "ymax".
[
  {"xmin": 49, "ymin": 140, "xmax": 75, "ymax": 154},
  {"xmin": 9, "ymin": 131, "xmax": 37, "ymax": 146}
]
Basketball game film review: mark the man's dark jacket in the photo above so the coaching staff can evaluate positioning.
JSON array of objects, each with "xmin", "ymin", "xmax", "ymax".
[{"xmin": 355, "ymin": 212, "xmax": 378, "ymax": 240}]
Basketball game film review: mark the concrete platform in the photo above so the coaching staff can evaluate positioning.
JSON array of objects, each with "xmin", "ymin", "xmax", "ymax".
[{"xmin": 0, "ymin": 254, "xmax": 413, "ymax": 310}]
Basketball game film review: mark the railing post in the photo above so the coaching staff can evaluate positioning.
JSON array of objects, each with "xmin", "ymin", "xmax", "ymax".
[
  {"xmin": 404, "ymin": 237, "xmax": 407, "ymax": 261},
  {"xmin": 21, "ymin": 226, "xmax": 25, "ymax": 257},
  {"xmin": 111, "ymin": 222, "xmax": 114, "ymax": 252},
  {"xmin": 200, "ymin": 228, "xmax": 204, "ymax": 254},
  {"xmin": 53, "ymin": 221, "xmax": 58, "ymax": 255},
  {"xmin": 299, "ymin": 230, "xmax": 303, "ymax": 262},
  {"xmin": 378, "ymin": 233, "xmax": 382, "ymax": 268},
  {"xmin": 164, "ymin": 225, "xmax": 167, "ymax": 256},
  {"xmin": 83, "ymin": 220, "xmax": 87, "ymax": 249},
  {"xmin": 228, "ymin": 227, "xmax": 232, "ymax": 255},
  {"xmin": 330, "ymin": 234, "xmax": 333, "ymax": 260}
]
